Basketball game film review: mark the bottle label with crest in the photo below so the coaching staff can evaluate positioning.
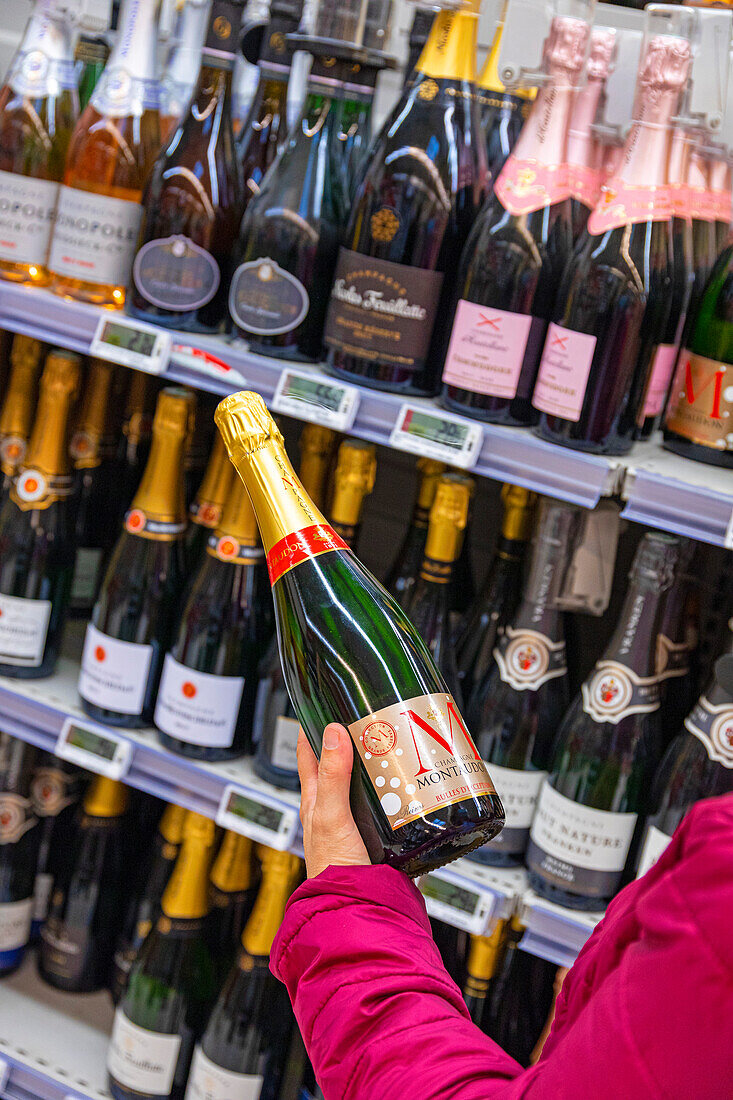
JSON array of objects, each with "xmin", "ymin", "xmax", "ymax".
[
  {"xmin": 483, "ymin": 763, "xmax": 547, "ymax": 853},
  {"xmin": 636, "ymin": 823, "xmax": 671, "ymax": 878},
  {"xmin": 442, "ymin": 303, "xmax": 546, "ymax": 399},
  {"xmin": 31, "ymin": 766, "xmax": 78, "ymax": 817},
  {"xmin": 494, "ymin": 626, "xmax": 567, "ymax": 691},
  {"xmin": 348, "ymin": 692, "xmax": 496, "ymax": 832},
  {"xmin": 526, "ymin": 781, "xmax": 637, "ymax": 898},
  {"xmin": 0, "ymin": 172, "xmax": 60, "ymax": 267},
  {"xmin": 154, "ymin": 655, "xmax": 245, "ymax": 748},
  {"xmin": 229, "ymin": 258, "xmax": 310, "ymax": 336},
  {"xmin": 642, "ymin": 344, "xmax": 679, "ymax": 419},
  {"xmin": 581, "ymin": 660, "xmax": 659, "ymax": 725},
  {"xmin": 0, "ymin": 593, "xmax": 52, "ymax": 667},
  {"xmin": 532, "ymin": 322, "xmax": 598, "ymax": 422},
  {"xmin": 270, "ymin": 714, "xmax": 300, "ymax": 772},
  {"xmin": 587, "ymin": 182, "xmax": 672, "ymax": 235},
  {"xmin": 665, "ymin": 351, "xmax": 733, "ymax": 454},
  {"xmin": 0, "ymin": 793, "xmax": 37, "ymax": 843},
  {"xmin": 108, "ymin": 1008, "xmax": 182, "ymax": 1095},
  {"xmin": 494, "ymin": 157, "xmax": 571, "ymax": 216},
  {"xmin": 324, "ymin": 248, "xmax": 444, "ymax": 375},
  {"xmin": 185, "ymin": 1046, "xmax": 263, "ymax": 1100},
  {"xmin": 78, "ymin": 624, "xmax": 153, "ymax": 715},
  {"xmin": 49, "ymin": 187, "xmax": 144, "ymax": 289},
  {"xmin": 685, "ymin": 693, "xmax": 733, "ymax": 769},
  {"xmin": 133, "ymin": 237, "xmax": 221, "ymax": 312},
  {"xmin": 0, "ymin": 434, "xmax": 27, "ymax": 475}
]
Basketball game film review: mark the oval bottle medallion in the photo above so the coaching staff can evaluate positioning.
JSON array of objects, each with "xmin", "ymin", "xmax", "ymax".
[
  {"xmin": 229, "ymin": 257, "xmax": 310, "ymax": 336},
  {"xmin": 133, "ymin": 235, "xmax": 221, "ymax": 312}
]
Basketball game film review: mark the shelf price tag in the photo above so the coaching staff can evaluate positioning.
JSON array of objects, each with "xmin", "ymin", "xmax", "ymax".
[
  {"xmin": 216, "ymin": 784, "xmax": 299, "ymax": 850},
  {"xmin": 389, "ymin": 405, "xmax": 483, "ymax": 469},
  {"xmin": 272, "ymin": 369, "xmax": 360, "ymax": 431},
  {"xmin": 725, "ymin": 510, "xmax": 733, "ymax": 550},
  {"xmin": 90, "ymin": 314, "xmax": 172, "ymax": 375},
  {"xmin": 419, "ymin": 870, "xmax": 497, "ymax": 934},
  {"xmin": 55, "ymin": 718, "xmax": 133, "ymax": 780}
]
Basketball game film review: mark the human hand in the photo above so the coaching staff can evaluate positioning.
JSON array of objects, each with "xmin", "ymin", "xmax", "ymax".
[{"xmin": 297, "ymin": 724, "xmax": 370, "ymax": 878}]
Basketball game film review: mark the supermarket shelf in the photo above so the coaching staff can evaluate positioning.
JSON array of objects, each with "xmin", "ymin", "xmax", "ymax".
[
  {"xmin": 517, "ymin": 890, "xmax": 604, "ymax": 969},
  {"xmin": 0, "ymin": 954, "xmax": 113, "ymax": 1100}
]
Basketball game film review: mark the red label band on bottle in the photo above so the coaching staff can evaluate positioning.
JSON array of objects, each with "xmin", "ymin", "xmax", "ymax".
[
  {"xmin": 494, "ymin": 156, "xmax": 571, "ymax": 217},
  {"xmin": 586, "ymin": 180, "xmax": 673, "ymax": 235},
  {"xmin": 267, "ymin": 524, "xmax": 350, "ymax": 585}
]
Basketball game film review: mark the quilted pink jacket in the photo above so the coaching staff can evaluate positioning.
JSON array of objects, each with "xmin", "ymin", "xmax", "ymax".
[{"xmin": 271, "ymin": 795, "xmax": 733, "ymax": 1098}]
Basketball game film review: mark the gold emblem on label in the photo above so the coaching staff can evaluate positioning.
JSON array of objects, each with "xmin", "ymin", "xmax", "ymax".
[
  {"xmin": 370, "ymin": 207, "xmax": 400, "ymax": 243},
  {"xmin": 418, "ymin": 78, "xmax": 439, "ymax": 101},
  {"xmin": 214, "ymin": 16, "xmax": 232, "ymax": 39},
  {"xmin": 270, "ymin": 31, "xmax": 286, "ymax": 53}
]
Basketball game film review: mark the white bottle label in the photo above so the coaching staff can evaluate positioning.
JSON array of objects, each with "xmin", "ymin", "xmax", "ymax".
[
  {"xmin": 108, "ymin": 1008, "xmax": 182, "ymax": 1095},
  {"xmin": 491, "ymin": 762, "xmax": 547, "ymax": 824},
  {"xmin": 78, "ymin": 623, "xmax": 153, "ymax": 715},
  {"xmin": 185, "ymin": 1046, "xmax": 264, "ymax": 1100},
  {"xmin": 70, "ymin": 547, "xmax": 104, "ymax": 605},
  {"xmin": 0, "ymin": 897, "xmax": 33, "ymax": 951},
  {"xmin": 270, "ymin": 715, "xmax": 300, "ymax": 772},
  {"xmin": 0, "ymin": 593, "xmax": 52, "ymax": 667},
  {"xmin": 48, "ymin": 186, "xmax": 143, "ymax": 288},
  {"xmin": 636, "ymin": 824, "xmax": 671, "ymax": 878},
  {"xmin": 33, "ymin": 871, "xmax": 53, "ymax": 923},
  {"xmin": 154, "ymin": 655, "xmax": 245, "ymax": 747},
  {"xmin": 0, "ymin": 171, "xmax": 59, "ymax": 266}
]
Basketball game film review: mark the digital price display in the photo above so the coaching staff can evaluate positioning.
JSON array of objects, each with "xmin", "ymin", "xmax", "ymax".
[
  {"xmin": 273, "ymin": 369, "xmax": 360, "ymax": 431},
  {"xmin": 91, "ymin": 315, "xmax": 172, "ymax": 375},
  {"xmin": 390, "ymin": 405, "xmax": 483, "ymax": 469},
  {"xmin": 420, "ymin": 871, "xmax": 497, "ymax": 934},
  {"xmin": 421, "ymin": 875, "xmax": 481, "ymax": 916},
  {"xmin": 216, "ymin": 784, "xmax": 299, "ymax": 850},
  {"xmin": 56, "ymin": 718, "xmax": 133, "ymax": 779}
]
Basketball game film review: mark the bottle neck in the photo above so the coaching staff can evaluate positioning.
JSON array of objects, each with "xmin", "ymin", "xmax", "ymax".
[
  {"xmin": 511, "ymin": 64, "xmax": 577, "ymax": 169},
  {"xmin": 92, "ymin": 0, "xmax": 159, "ymax": 114},
  {"xmin": 72, "ymin": 362, "xmax": 115, "ymax": 469},
  {"xmin": 158, "ymin": 802, "xmax": 186, "ymax": 846},
  {"xmin": 161, "ymin": 833, "xmax": 214, "ymax": 920},
  {"xmin": 298, "ymin": 443, "xmax": 334, "ymax": 511},
  {"xmin": 192, "ymin": 436, "xmax": 235, "ymax": 527},
  {"xmin": 13, "ymin": 2, "xmax": 76, "ymax": 76},
  {"xmin": 613, "ymin": 92, "xmax": 679, "ymax": 188},
  {"xmin": 566, "ymin": 77, "xmax": 604, "ymax": 169},
  {"xmin": 23, "ymin": 384, "xmax": 75, "ymax": 479},
  {"xmin": 200, "ymin": 1, "xmax": 241, "ymax": 73},
  {"xmin": 210, "ymin": 832, "xmax": 253, "ymax": 893},
  {"xmin": 241, "ymin": 867, "xmax": 295, "ymax": 958},
  {"xmin": 668, "ymin": 126, "xmax": 691, "ymax": 189},
  {"xmin": 83, "ymin": 776, "xmax": 128, "ymax": 818},
  {"xmin": 604, "ymin": 579, "xmax": 668, "ymax": 676},
  {"xmin": 514, "ymin": 503, "xmax": 576, "ymax": 628},
  {"xmin": 212, "ymin": 476, "xmax": 260, "ymax": 548},
  {"xmin": 464, "ymin": 923, "xmax": 504, "ymax": 986},
  {"xmin": 421, "ymin": 521, "xmax": 462, "ymax": 584},
  {"xmin": 413, "ymin": 462, "xmax": 444, "ymax": 529},
  {"xmin": 165, "ymin": 0, "xmax": 209, "ymax": 87},
  {"xmin": 330, "ymin": 486, "xmax": 368, "ymax": 548},
  {"xmin": 131, "ymin": 428, "xmax": 187, "ymax": 530},
  {"xmin": 478, "ymin": 7, "xmax": 532, "ymax": 100},
  {"xmin": 414, "ymin": 7, "xmax": 478, "ymax": 84},
  {"xmin": 0, "ymin": 361, "xmax": 38, "ymax": 448}
]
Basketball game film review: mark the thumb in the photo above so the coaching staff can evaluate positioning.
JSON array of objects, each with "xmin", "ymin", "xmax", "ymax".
[{"xmin": 313, "ymin": 723, "xmax": 354, "ymax": 825}]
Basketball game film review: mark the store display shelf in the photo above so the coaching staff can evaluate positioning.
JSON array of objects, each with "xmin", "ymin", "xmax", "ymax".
[
  {"xmin": 517, "ymin": 890, "xmax": 605, "ymax": 969},
  {"xmin": 0, "ymin": 955, "xmax": 113, "ymax": 1100}
]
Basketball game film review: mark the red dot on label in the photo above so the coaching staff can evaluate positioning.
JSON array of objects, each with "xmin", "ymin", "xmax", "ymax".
[
  {"xmin": 95, "ymin": 646, "xmax": 106, "ymax": 662},
  {"xmin": 25, "ymin": 477, "xmax": 38, "ymax": 493},
  {"xmin": 182, "ymin": 682, "xmax": 197, "ymax": 699}
]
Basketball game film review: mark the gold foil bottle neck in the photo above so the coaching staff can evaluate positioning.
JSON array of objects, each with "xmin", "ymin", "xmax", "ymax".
[
  {"xmin": 131, "ymin": 388, "xmax": 192, "ymax": 525},
  {"xmin": 330, "ymin": 440, "xmax": 376, "ymax": 528},
  {"xmin": 465, "ymin": 921, "xmax": 505, "ymax": 982},
  {"xmin": 158, "ymin": 802, "xmax": 187, "ymax": 846},
  {"xmin": 478, "ymin": 2, "xmax": 534, "ymax": 99},
  {"xmin": 191, "ymin": 434, "xmax": 236, "ymax": 524},
  {"xmin": 500, "ymin": 484, "xmax": 536, "ymax": 542},
  {"xmin": 155, "ymin": 386, "xmax": 195, "ymax": 438},
  {"xmin": 210, "ymin": 832, "xmax": 253, "ymax": 893},
  {"xmin": 298, "ymin": 424, "xmax": 337, "ymax": 511},
  {"xmin": 23, "ymin": 352, "xmax": 82, "ymax": 477},
  {"xmin": 10, "ymin": 335, "xmax": 42, "ymax": 373},
  {"xmin": 414, "ymin": 3, "xmax": 479, "ymax": 84},
  {"xmin": 215, "ymin": 391, "xmax": 284, "ymax": 461},
  {"xmin": 161, "ymin": 811, "xmax": 217, "ymax": 920},
  {"xmin": 415, "ymin": 458, "xmax": 446, "ymax": 515},
  {"xmin": 299, "ymin": 423, "xmax": 338, "ymax": 459},
  {"xmin": 215, "ymin": 475, "xmax": 260, "ymax": 547},
  {"xmin": 124, "ymin": 372, "xmax": 156, "ymax": 444},
  {"xmin": 241, "ymin": 849, "xmax": 302, "ymax": 958},
  {"xmin": 424, "ymin": 473, "xmax": 472, "ymax": 564},
  {"xmin": 73, "ymin": 359, "xmax": 115, "ymax": 466},
  {"xmin": 39, "ymin": 350, "xmax": 82, "ymax": 399},
  {"xmin": 0, "ymin": 345, "xmax": 41, "ymax": 454},
  {"xmin": 83, "ymin": 776, "xmax": 128, "ymax": 818}
]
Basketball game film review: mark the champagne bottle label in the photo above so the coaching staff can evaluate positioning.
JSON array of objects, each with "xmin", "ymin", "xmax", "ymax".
[
  {"xmin": 493, "ymin": 627, "xmax": 567, "ymax": 691},
  {"xmin": 526, "ymin": 781, "xmax": 637, "ymax": 898},
  {"xmin": 665, "ymin": 351, "xmax": 733, "ymax": 454},
  {"xmin": 494, "ymin": 156, "xmax": 571, "ymax": 216},
  {"xmin": 587, "ymin": 181, "xmax": 672, "ymax": 235},
  {"xmin": 636, "ymin": 823, "xmax": 671, "ymax": 878},
  {"xmin": 108, "ymin": 1008, "xmax": 182, "ymax": 1095},
  {"xmin": 208, "ymin": 533, "xmax": 265, "ymax": 564},
  {"xmin": 185, "ymin": 1047, "xmax": 263, "ymax": 1100},
  {"xmin": 229, "ymin": 258, "xmax": 310, "ymax": 336},
  {"xmin": 348, "ymin": 692, "xmax": 496, "ymax": 831},
  {"xmin": 267, "ymin": 525, "xmax": 349, "ymax": 585},
  {"xmin": 0, "ymin": 172, "xmax": 60, "ymax": 266},
  {"xmin": 324, "ymin": 248, "xmax": 444, "ymax": 376},
  {"xmin": 48, "ymin": 186, "xmax": 144, "ymax": 289},
  {"xmin": 581, "ymin": 660, "xmax": 660, "ymax": 725},
  {"xmin": 0, "ymin": 593, "xmax": 52, "ymax": 668},
  {"xmin": 78, "ymin": 624, "xmax": 153, "ymax": 715},
  {"xmin": 70, "ymin": 547, "xmax": 104, "ymax": 606},
  {"xmin": 442, "ymin": 304, "xmax": 546, "ymax": 399},
  {"xmin": 0, "ymin": 898, "xmax": 33, "ymax": 955},
  {"xmin": 133, "ymin": 236, "xmax": 221, "ymax": 312},
  {"xmin": 685, "ymin": 695, "xmax": 733, "ymax": 768},
  {"xmin": 270, "ymin": 715, "xmax": 300, "ymax": 772},
  {"xmin": 482, "ymin": 763, "xmax": 547, "ymax": 854},
  {"xmin": 0, "ymin": 794, "xmax": 37, "ymax": 843},
  {"xmin": 154, "ymin": 655, "xmax": 245, "ymax": 748},
  {"xmin": 641, "ymin": 344, "xmax": 678, "ymax": 419},
  {"xmin": 40, "ymin": 918, "xmax": 92, "ymax": 984},
  {"xmin": 532, "ymin": 322, "xmax": 598, "ymax": 423},
  {"xmin": 124, "ymin": 508, "xmax": 187, "ymax": 540},
  {"xmin": 688, "ymin": 185, "xmax": 718, "ymax": 223},
  {"xmin": 31, "ymin": 767, "xmax": 77, "ymax": 816},
  {"xmin": 11, "ymin": 468, "xmax": 74, "ymax": 510},
  {"xmin": 656, "ymin": 633, "xmax": 690, "ymax": 681}
]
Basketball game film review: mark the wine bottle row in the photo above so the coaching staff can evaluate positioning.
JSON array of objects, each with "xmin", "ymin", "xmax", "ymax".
[{"xmin": 2, "ymin": 1, "xmax": 732, "ymax": 466}]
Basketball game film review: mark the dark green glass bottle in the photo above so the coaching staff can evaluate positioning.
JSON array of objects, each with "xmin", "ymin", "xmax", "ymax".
[
  {"xmin": 30, "ymin": 754, "xmax": 83, "ymax": 941},
  {"xmin": 0, "ymin": 735, "xmax": 39, "ymax": 976},
  {"xmin": 461, "ymin": 923, "xmax": 505, "ymax": 1028},
  {"xmin": 185, "ymin": 434, "xmax": 236, "ymax": 571},
  {"xmin": 206, "ymin": 832, "xmax": 257, "ymax": 982},
  {"xmin": 217, "ymin": 392, "xmax": 504, "ymax": 876},
  {"xmin": 74, "ymin": 34, "xmax": 110, "ymax": 110},
  {"xmin": 387, "ymin": 458, "xmax": 445, "ymax": 606}
]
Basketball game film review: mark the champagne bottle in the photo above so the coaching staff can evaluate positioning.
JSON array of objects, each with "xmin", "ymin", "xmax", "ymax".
[
  {"xmin": 108, "ymin": 812, "xmax": 218, "ymax": 1100},
  {"xmin": 404, "ymin": 473, "xmax": 472, "ymax": 707},
  {"xmin": 687, "ymin": 135, "xmax": 719, "ymax": 310},
  {"xmin": 477, "ymin": 3, "xmax": 534, "ymax": 180},
  {"xmin": 441, "ymin": 14, "xmax": 587, "ymax": 424},
  {"xmin": 0, "ymin": 1, "xmax": 78, "ymax": 286},
  {"xmin": 111, "ymin": 801, "xmax": 187, "ymax": 1003},
  {"xmin": 0, "ymin": 335, "xmax": 42, "ymax": 492},
  {"xmin": 185, "ymin": 394, "xmax": 216, "ymax": 509},
  {"xmin": 69, "ymin": 359, "xmax": 121, "ymax": 617},
  {"xmin": 468, "ymin": 499, "xmax": 576, "ymax": 867},
  {"xmin": 0, "ymin": 349, "xmax": 80, "ymax": 678},
  {"xmin": 709, "ymin": 148, "xmax": 731, "ymax": 254},
  {"xmin": 217, "ymin": 392, "xmax": 504, "ymax": 875},
  {"xmin": 160, "ymin": 0, "xmax": 210, "ymax": 142},
  {"xmin": 483, "ymin": 918, "xmax": 557, "ymax": 1066},
  {"xmin": 656, "ymin": 537, "xmax": 698, "ymax": 738},
  {"xmin": 155, "ymin": 473, "xmax": 274, "ymax": 760},
  {"xmin": 386, "ymin": 458, "xmax": 445, "ymax": 606},
  {"xmin": 185, "ymin": 847, "xmax": 301, "ymax": 1100},
  {"xmin": 636, "ymin": 653, "xmax": 733, "ymax": 877},
  {"xmin": 186, "ymin": 435, "xmax": 236, "ymax": 570},
  {"xmin": 534, "ymin": 25, "xmax": 691, "ymax": 455},
  {"xmin": 39, "ymin": 776, "xmax": 128, "ymax": 992},
  {"xmin": 253, "ymin": 425, "xmax": 339, "ymax": 790},
  {"xmin": 461, "ymin": 922, "xmax": 505, "ymax": 1028},
  {"xmin": 30, "ymin": 754, "xmax": 83, "ymax": 940},
  {"xmin": 49, "ymin": 0, "xmax": 162, "ymax": 307},
  {"xmin": 404, "ymin": 7, "xmax": 435, "ymax": 89},
  {"xmin": 566, "ymin": 27, "xmax": 615, "ymax": 241},
  {"xmin": 455, "ymin": 485, "xmax": 535, "ymax": 701},
  {"xmin": 527, "ymin": 533, "xmax": 680, "ymax": 910},
  {"xmin": 74, "ymin": 33, "xmax": 110, "ymax": 111},
  {"xmin": 339, "ymin": 61, "xmax": 380, "ymax": 197},
  {"xmin": 0, "ymin": 735, "xmax": 39, "ymax": 975},
  {"xmin": 206, "ymin": 832, "xmax": 256, "ymax": 980},
  {"xmin": 79, "ymin": 388, "xmax": 192, "ymax": 727},
  {"xmin": 325, "ymin": 0, "xmax": 489, "ymax": 396},
  {"xmin": 329, "ymin": 439, "xmax": 376, "ymax": 550},
  {"xmin": 118, "ymin": 371, "xmax": 158, "ymax": 512},
  {"xmin": 130, "ymin": 0, "xmax": 246, "ymax": 333},
  {"xmin": 228, "ymin": 50, "xmax": 349, "ymax": 362}
]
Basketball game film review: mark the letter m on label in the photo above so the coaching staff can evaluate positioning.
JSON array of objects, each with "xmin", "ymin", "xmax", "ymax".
[
  {"xmin": 684, "ymin": 356, "xmax": 726, "ymax": 418},
  {"xmin": 400, "ymin": 699, "xmax": 480, "ymax": 777}
]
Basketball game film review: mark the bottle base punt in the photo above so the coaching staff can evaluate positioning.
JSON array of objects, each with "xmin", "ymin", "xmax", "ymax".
[
  {"xmin": 81, "ymin": 699, "xmax": 149, "ymax": 729},
  {"xmin": 527, "ymin": 869, "xmax": 610, "ymax": 912},
  {"xmin": 535, "ymin": 420, "xmax": 634, "ymax": 457},
  {"xmin": 156, "ymin": 730, "xmax": 247, "ymax": 762},
  {"xmin": 50, "ymin": 275, "xmax": 126, "ymax": 309},
  {"xmin": 442, "ymin": 387, "xmax": 538, "ymax": 427},
  {"xmin": 328, "ymin": 354, "xmax": 439, "ymax": 398},
  {"xmin": 663, "ymin": 434, "xmax": 733, "ymax": 469},
  {"xmin": 254, "ymin": 753, "xmax": 300, "ymax": 791},
  {"xmin": 387, "ymin": 794, "xmax": 505, "ymax": 877}
]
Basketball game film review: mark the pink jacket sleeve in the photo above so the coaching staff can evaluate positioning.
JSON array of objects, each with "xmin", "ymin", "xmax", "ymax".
[{"xmin": 271, "ymin": 795, "xmax": 733, "ymax": 1099}]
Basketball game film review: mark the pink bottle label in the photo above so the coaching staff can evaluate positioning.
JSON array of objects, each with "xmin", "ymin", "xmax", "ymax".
[
  {"xmin": 494, "ymin": 156, "xmax": 571, "ymax": 217},
  {"xmin": 710, "ymin": 189, "xmax": 731, "ymax": 223},
  {"xmin": 532, "ymin": 322, "xmax": 597, "ymax": 422},
  {"xmin": 669, "ymin": 183, "xmax": 691, "ymax": 220},
  {"xmin": 687, "ymin": 186, "xmax": 717, "ymax": 223},
  {"xmin": 642, "ymin": 343, "xmax": 678, "ymax": 418},
  {"xmin": 568, "ymin": 164, "xmax": 601, "ymax": 210},
  {"xmin": 442, "ymin": 301, "xmax": 534, "ymax": 398},
  {"xmin": 587, "ymin": 181, "xmax": 673, "ymax": 235}
]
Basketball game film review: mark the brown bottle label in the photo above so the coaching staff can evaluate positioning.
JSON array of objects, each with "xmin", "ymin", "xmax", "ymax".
[
  {"xmin": 348, "ymin": 692, "xmax": 496, "ymax": 831},
  {"xmin": 666, "ymin": 351, "xmax": 733, "ymax": 453},
  {"xmin": 324, "ymin": 248, "xmax": 444, "ymax": 374}
]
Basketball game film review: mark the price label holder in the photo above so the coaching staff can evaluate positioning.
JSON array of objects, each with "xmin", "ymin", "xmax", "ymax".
[
  {"xmin": 725, "ymin": 510, "xmax": 733, "ymax": 550},
  {"xmin": 56, "ymin": 717, "xmax": 133, "ymax": 780},
  {"xmin": 91, "ymin": 314, "xmax": 172, "ymax": 375},
  {"xmin": 216, "ymin": 784, "xmax": 299, "ymax": 850},
  {"xmin": 0, "ymin": 1057, "xmax": 9, "ymax": 1092},
  {"xmin": 419, "ymin": 869, "xmax": 497, "ymax": 934},
  {"xmin": 389, "ymin": 405, "xmax": 483, "ymax": 469},
  {"xmin": 272, "ymin": 369, "xmax": 360, "ymax": 431}
]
